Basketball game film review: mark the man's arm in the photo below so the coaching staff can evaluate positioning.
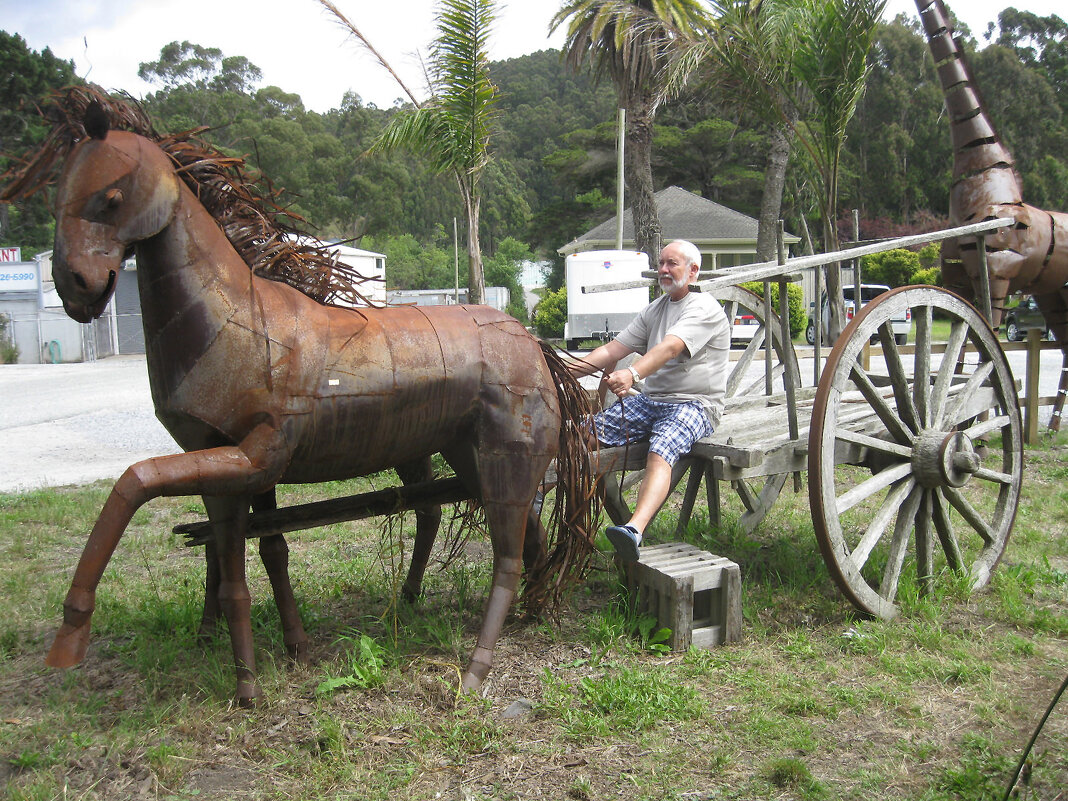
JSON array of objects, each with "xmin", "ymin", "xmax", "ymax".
[
  {"xmin": 567, "ymin": 339, "xmax": 634, "ymax": 378},
  {"xmin": 602, "ymin": 335, "xmax": 688, "ymax": 398}
]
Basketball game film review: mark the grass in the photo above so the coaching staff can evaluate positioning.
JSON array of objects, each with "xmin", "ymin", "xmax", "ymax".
[{"xmin": 0, "ymin": 439, "xmax": 1066, "ymax": 800}]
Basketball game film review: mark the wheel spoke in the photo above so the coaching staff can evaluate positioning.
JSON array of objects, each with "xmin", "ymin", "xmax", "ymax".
[
  {"xmin": 850, "ymin": 478, "xmax": 914, "ymax": 569},
  {"xmin": 879, "ymin": 484, "xmax": 923, "ymax": 601},
  {"xmin": 727, "ymin": 333, "xmax": 765, "ymax": 395},
  {"xmin": 836, "ymin": 461, "xmax": 914, "ymax": 515},
  {"xmin": 879, "ymin": 324, "xmax": 920, "ymax": 433},
  {"xmin": 916, "ymin": 491, "xmax": 934, "ymax": 594},
  {"xmin": 931, "ymin": 489, "xmax": 965, "ymax": 573},
  {"xmin": 931, "ymin": 319, "xmax": 969, "ymax": 426},
  {"xmin": 964, "ymin": 413, "xmax": 1014, "ymax": 440},
  {"xmin": 914, "ymin": 305, "xmax": 933, "ymax": 427},
  {"xmin": 942, "ymin": 485, "xmax": 996, "ymax": 545},
  {"xmin": 847, "ymin": 364, "xmax": 914, "ymax": 443},
  {"xmin": 834, "ymin": 427, "xmax": 913, "ymax": 459},
  {"xmin": 942, "ymin": 360, "xmax": 996, "ymax": 426}
]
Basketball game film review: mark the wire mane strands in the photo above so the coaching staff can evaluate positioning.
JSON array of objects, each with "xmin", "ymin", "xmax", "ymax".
[{"xmin": 0, "ymin": 84, "xmax": 380, "ymax": 308}]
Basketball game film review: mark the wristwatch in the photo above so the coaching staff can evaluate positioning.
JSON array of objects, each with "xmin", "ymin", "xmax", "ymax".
[{"xmin": 628, "ymin": 365, "xmax": 642, "ymax": 383}]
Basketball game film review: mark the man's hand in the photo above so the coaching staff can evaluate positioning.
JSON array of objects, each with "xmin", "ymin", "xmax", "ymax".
[{"xmin": 604, "ymin": 368, "xmax": 638, "ymax": 397}]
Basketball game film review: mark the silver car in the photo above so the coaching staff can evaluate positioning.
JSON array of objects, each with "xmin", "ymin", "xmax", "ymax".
[{"xmin": 805, "ymin": 284, "xmax": 912, "ymax": 346}]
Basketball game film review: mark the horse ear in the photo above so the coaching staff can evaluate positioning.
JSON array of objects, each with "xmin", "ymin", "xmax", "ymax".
[{"xmin": 84, "ymin": 101, "xmax": 110, "ymax": 140}]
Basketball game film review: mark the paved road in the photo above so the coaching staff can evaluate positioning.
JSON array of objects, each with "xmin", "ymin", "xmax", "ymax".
[
  {"xmin": 0, "ymin": 356, "xmax": 178, "ymax": 493},
  {"xmin": 1, "ymin": 343, "xmax": 1062, "ymax": 494}
]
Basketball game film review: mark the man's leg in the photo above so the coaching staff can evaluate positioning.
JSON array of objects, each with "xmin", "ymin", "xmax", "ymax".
[
  {"xmin": 605, "ymin": 401, "xmax": 713, "ymax": 561},
  {"xmin": 627, "ymin": 452, "xmax": 674, "ymax": 533},
  {"xmin": 605, "ymin": 453, "xmax": 672, "ymax": 562}
]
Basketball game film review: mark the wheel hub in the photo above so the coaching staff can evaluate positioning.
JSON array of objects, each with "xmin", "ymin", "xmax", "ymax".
[{"xmin": 912, "ymin": 429, "xmax": 981, "ymax": 488}]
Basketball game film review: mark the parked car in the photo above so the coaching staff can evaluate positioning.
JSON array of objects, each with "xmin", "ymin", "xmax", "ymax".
[
  {"xmin": 805, "ymin": 284, "xmax": 911, "ymax": 346},
  {"xmin": 1003, "ymin": 295, "xmax": 1053, "ymax": 341},
  {"xmin": 729, "ymin": 304, "xmax": 761, "ymax": 345}
]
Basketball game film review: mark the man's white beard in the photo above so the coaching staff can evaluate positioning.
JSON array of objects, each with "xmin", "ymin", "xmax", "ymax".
[{"xmin": 660, "ymin": 275, "xmax": 687, "ymax": 294}]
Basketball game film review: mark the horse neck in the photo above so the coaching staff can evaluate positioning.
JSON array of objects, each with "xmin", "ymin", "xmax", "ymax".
[
  {"xmin": 916, "ymin": 0, "xmax": 1022, "ymax": 196},
  {"xmin": 133, "ymin": 181, "xmax": 266, "ymax": 339}
]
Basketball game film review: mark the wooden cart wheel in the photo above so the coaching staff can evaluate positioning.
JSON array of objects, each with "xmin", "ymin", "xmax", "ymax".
[
  {"xmin": 713, "ymin": 285, "xmax": 801, "ymax": 533},
  {"xmin": 603, "ymin": 285, "xmax": 800, "ymax": 533},
  {"xmin": 809, "ymin": 286, "xmax": 1022, "ymax": 619}
]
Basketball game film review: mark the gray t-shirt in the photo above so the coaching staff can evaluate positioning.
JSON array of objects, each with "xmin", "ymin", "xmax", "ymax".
[{"xmin": 616, "ymin": 291, "xmax": 730, "ymax": 424}]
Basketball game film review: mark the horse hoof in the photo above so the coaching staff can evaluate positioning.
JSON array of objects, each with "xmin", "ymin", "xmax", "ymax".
[
  {"xmin": 286, "ymin": 641, "xmax": 311, "ymax": 665},
  {"xmin": 236, "ymin": 680, "xmax": 261, "ymax": 708},
  {"xmin": 45, "ymin": 623, "xmax": 91, "ymax": 668},
  {"xmin": 461, "ymin": 665, "xmax": 489, "ymax": 693}
]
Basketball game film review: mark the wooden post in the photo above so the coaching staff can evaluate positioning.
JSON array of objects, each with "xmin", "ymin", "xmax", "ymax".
[{"xmin": 1025, "ymin": 329, "xmax": 1041, "ymax": 444}]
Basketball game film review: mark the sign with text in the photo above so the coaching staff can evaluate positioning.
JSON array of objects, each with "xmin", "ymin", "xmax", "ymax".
[
  {"xmin": 0, "ymin": 262, "xmax": 38, "ymax": 292},
  {"xmin": 0, "ymin": 247, "xmax": 22, "ymax": 262}
]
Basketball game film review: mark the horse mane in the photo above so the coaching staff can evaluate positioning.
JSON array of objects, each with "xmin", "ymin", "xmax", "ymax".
[{"xmin": 0, "ymin": 84, "xmax": 381, "ymax": 308}]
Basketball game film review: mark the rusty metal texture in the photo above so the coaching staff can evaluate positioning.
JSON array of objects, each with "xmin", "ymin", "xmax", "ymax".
[
  {"xmin": 918, "ymin": 0, "xmax": 1068, "ymax": 347},
  {"xmin": 918, "ymin": 0, "xmax": 1068, "ymax": 430},
  {"xmin": 3, "ymin": 88, "xmax": 599, "ymax": 706}
]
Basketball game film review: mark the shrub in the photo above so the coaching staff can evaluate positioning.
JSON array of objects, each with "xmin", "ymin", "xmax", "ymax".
[
  {"xmin": 739, "ymin": 281, "xmax": 806, "ymax": 338},
  {"xmin": 861, "ymin": 248, "xmax": 921, "ymax": 287},
  {"xmin": 533, "ymin": 286, "xmax": 567, "ymax": 338}
]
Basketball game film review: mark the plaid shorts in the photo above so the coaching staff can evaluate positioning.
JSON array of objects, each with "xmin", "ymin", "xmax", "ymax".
[{"xmin": 592, "ymin": 394, "xmax": 715, "ymax": 466}]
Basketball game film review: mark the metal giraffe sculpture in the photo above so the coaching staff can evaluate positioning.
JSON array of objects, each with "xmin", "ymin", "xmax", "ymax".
[{"xmin": 916, "ymin": 0, "xmax": 1068, "ymax": 429}]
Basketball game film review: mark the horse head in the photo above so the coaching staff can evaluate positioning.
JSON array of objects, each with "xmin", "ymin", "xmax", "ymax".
[{"xmin": 53, "ymin": 103, "xmax": 181, "ymax": 323}]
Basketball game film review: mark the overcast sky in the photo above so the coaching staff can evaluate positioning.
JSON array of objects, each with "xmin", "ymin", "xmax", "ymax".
[{"xmin": 2, "ymin": 1, "xmax": 1064, "ymax": 113}]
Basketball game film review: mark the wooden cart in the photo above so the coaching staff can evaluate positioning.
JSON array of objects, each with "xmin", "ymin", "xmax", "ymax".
[{"xmin": 592, "ymin": 219, "xmax": 1022, "ymax": 620}]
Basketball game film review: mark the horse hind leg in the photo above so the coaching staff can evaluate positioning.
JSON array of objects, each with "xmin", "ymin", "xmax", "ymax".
[
  {"xmin": 445, "ymin": 440, "xmax": 551, "ymax": 691},
  {"xmin": 197, "ymin": 535, "xmax": 221, "ymax": 645},
  {"xmin": 395, "ymin": 457, "xmax": 443, "ymax": 603}
]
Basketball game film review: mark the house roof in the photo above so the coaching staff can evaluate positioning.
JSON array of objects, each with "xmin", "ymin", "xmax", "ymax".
[{"xmin": 559, "ymin": 185, "xmax": 799, "ymax": 255}]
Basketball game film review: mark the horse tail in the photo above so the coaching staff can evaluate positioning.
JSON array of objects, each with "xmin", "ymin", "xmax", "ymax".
[{"xmin": 521, "ymin": 341, "xmax": 601, "ymax": 614}]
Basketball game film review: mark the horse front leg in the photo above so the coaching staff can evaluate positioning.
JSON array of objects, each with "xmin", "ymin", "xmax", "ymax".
[
  {"xmin": 46, "ymin": 423, "xmax": 288, "ymax": 674},
  {"xmin": 203, "ymin": 496, "xmax": 260, "ymax": 706},
  {"xmin": 396, "ymin": 457, "xmax": 442, "ymax": 603},
  {"xmin": 253, "ymin": 491, "xmax": 309, "ymax": 663}
]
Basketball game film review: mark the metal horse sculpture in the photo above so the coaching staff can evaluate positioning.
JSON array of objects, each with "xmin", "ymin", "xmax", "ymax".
[
  {"xmin": 1, "ymin": 88, "xmax": 596, "ymax": 706},
  {"xmin": 916, "ymin": 0, "xmax": 1068, "ymax": 427}
]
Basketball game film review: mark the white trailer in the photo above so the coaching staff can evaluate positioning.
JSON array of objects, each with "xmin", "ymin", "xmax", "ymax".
[{"xmin": 564, "ymin": 250, "xmax": 649, "ymax": 349}]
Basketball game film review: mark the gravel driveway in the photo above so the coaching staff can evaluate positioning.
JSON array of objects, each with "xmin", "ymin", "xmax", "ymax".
[{"xmin": 0, "ymin": 355, "xmax": 179, "ymax": 493}]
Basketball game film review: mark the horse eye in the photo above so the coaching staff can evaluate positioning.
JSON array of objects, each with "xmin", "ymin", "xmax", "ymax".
[{"xmin": 105, "ymin": 188, "xmax": 123, "ymax": 208}]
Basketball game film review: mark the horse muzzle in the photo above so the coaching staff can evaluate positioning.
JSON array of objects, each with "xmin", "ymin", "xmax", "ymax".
[{"xmin": 53, "ymin": 252, "xmax": 120, "ymax": 323}]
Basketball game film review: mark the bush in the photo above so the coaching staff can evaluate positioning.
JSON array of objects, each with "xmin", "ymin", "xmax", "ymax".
[
  {"xmin": 0, "ymin": 314, "xmax": 17, "ymax": 364},
  {"xmin": 861, "ymin": 248, "xmax": 921, "ymax": 287},
  {"xmin": 533, "ymin": 286, "xmax": 567, "ymax": 338},
  {"xmin": 739, "ymin": 281, "xmax": 806, "ymax": 338}
]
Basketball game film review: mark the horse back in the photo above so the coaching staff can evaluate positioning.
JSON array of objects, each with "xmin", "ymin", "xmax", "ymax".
[{"xmin": 279, "ymin": 303, "xmax": 556, "ymax": 482}]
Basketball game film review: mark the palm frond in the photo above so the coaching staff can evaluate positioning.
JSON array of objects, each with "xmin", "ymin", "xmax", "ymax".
[{"xmin": 315, "ymin": 0, "xmax": 422, "ymax": 107}]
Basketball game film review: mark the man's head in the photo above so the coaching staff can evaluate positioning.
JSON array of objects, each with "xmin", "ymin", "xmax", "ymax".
[{"xmin": 657, "ymin": 240, "xmax": 702, "ymax": 299}]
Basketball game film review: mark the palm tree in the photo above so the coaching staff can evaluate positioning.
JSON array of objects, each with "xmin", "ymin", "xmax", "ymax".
[
  {"xmin": 792, "ymin": 0, "xmax": 885, "ymax": 336},
  {"xmin": 320, "ymin": 0, "xmax": 498, "ymax": 305},
  {"xmin": 671, "ymin": 0, "xmax": 884, "ymax": 337},
  {"xmin": 670, "ymin": 0, "xmax": 808, "ymax": 262},
  {"xmin": 551, "ymin": 0, "xmax": 714, "ymax": 267}
]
